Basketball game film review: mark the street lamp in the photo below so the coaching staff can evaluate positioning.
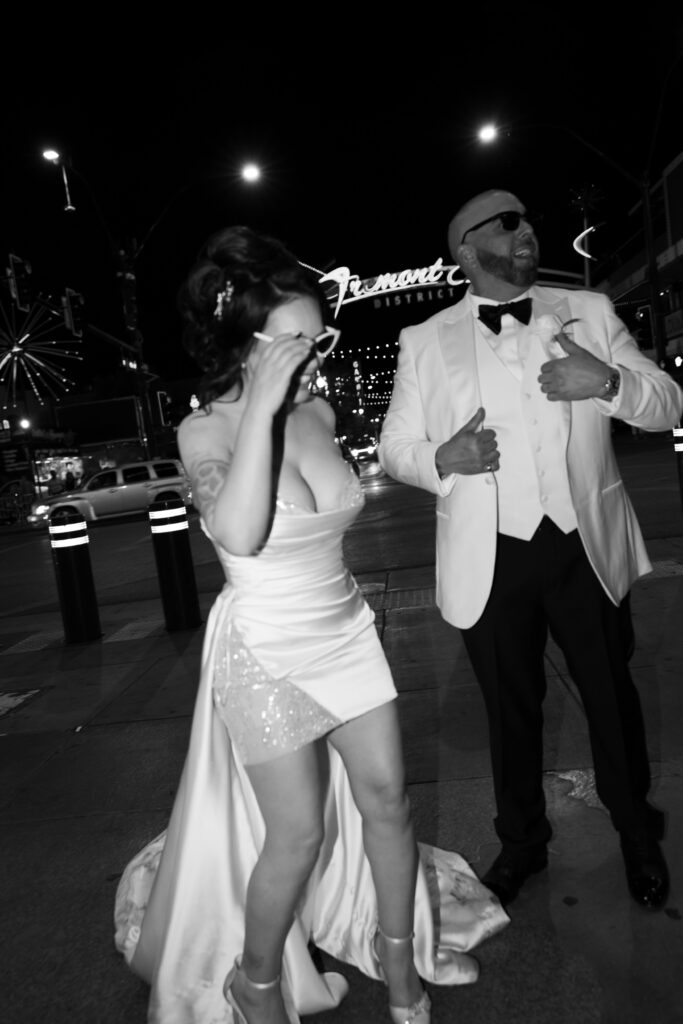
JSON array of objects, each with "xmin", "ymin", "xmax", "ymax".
[
  {"xmin": 477, "ymin": 124, "xmax": 498, "ymax": 145},
  {"xmin": 41, "ymin": 153, "xmax": 265, "ymax": 456},
  {"xmin": 475, "ymin": 125, "xmax": 662, "ymax": 351},
  {"xmin": 476, "ymin": 114, "xmax": 671, "ymax": 364},
  {"xmin": 241, "ymin": 162, "xmax": 262, "ymax": 183},
  {"xmin": 547, "ymin": 124, "xmax": 663, "ymax": 364},
  {"xmin": 133, "ymin": 160, "xmax": 263, "ymax": 261},
  {"xmin": 42, "ymin": 148, "xmax": 158, "ymax": 457},
  {"xmin": 42, "ymin": 150, "xmax": 76, "ymax": 212}
]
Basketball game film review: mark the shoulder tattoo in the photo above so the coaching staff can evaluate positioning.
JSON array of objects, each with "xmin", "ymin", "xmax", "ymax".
[{"xmin": 186, "ymin": 458, "xmax": 231, "ymax": 519}]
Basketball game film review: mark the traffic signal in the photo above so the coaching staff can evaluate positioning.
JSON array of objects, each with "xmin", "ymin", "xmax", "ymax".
[
  {"xmin": 156, "ymin": 390, "xmax": 173, "ymax": 425},
  {"xmin": 636, "ymin": 305, "xmax": 652, "ymax": 331},
  {"xmin": 6, "ymin": 254, "xmax": 32, "ymax": 312},
  {"xmin": 62, "ymin": 288, "xmax": 85, "ymax": 337}
]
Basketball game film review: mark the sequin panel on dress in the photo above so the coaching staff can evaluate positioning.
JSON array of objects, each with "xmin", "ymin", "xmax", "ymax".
[
  {"xmin": 213, "ymin": 624, "xmax": 342, "ymax": 764},
  {"xmin": 339, "ymin": 470, "xmax": 364, "ymax": 510}
]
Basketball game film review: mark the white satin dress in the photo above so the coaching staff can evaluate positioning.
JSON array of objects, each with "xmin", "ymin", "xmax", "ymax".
[{"xmin": 114, "ymin": 466, "xmax": 509, "ymax": 1023}]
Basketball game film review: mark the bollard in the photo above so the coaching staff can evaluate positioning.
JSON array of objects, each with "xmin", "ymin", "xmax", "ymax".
[
  {"xmin": 148, "ymin": 498, "xmax": 202, "ymax": 631},
  {"xmin": 49, "ymin": 511, "xmax": 102, "ymax": 644},
  {"xmin": 673, "ymin": 423, "xmax": 683, "ymax": 517}
]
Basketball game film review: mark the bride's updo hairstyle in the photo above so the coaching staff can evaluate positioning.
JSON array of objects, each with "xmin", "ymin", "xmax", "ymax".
[{"xmin": 179, "ymin": 225, "xmax": 331, "ymax": 407}]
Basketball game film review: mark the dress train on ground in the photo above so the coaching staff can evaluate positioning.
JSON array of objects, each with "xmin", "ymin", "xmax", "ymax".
[{"xmin": 114, "ymin": 592, "xmax": 509, "ymax": 1023}]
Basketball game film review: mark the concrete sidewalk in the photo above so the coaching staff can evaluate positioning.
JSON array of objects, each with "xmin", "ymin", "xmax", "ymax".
[{"xmin": 1, "ymin": 531, "xmax": 683, "ymax": 1022}]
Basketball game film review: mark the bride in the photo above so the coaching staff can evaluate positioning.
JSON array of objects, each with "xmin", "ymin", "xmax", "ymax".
[{"xmin": 114, "ymin": 225, "xmax": 508, "ymax": 1024}]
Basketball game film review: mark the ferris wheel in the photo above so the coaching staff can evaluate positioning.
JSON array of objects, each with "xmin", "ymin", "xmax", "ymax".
[{"xmin": 0, "ymin": 294, "xmax": 83, "ymax": 410}]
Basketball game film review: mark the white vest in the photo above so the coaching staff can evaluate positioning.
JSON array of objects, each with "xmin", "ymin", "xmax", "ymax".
[{"xmin": 476, "ymin": 327, "xmax": 578, "ymax": 540}]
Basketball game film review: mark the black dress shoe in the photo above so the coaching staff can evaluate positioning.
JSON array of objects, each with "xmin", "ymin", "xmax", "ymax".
[
  {"xmin": 481, "ymin": 848, "xmax": 548, "ymax": 907},
  {"xmin": 620, "ymin": 833, "xmax": 669, "ymax": 909}
]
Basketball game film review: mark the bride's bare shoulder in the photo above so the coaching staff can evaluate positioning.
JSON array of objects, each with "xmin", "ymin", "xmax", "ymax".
[
  {"xmin": 177, "ymin": 401, "xmax": 239, "ymax": 463},
  {"xmin": 179, "ymin": 400, "xmax": 239, "ymax": 436}
]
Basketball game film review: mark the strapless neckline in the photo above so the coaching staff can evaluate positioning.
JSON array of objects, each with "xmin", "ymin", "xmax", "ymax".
[{"xmin": 275, "ymin": 463, "xmax": 362, "ymax": 515}]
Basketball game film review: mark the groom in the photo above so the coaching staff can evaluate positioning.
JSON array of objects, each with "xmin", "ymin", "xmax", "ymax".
[{"xmin": 378, "ymin": 188, "xmax": 683, "ymax": 909}]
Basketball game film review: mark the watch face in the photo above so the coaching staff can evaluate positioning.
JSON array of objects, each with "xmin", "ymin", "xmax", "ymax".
[{"xmin": 605, "ymin": 371, "xmax": 620, "ymax": 396}]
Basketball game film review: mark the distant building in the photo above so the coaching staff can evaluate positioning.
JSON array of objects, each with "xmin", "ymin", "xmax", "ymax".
[{"xmin": 596, "ymin": 149, "xmax": 683, "ymax": 369}]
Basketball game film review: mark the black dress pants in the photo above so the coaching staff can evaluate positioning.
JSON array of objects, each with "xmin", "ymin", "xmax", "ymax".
[{"xmin": 461, "ymin": 517, "xmax": 654, "ymax": 857}]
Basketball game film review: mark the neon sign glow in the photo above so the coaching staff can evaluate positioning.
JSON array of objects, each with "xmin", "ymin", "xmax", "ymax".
[
  {"xmin": 319, "ymin": 258, "xmax": 467, "ymax": 317},
  {"xmin": 305, "ymin": 234, "xmax": 591, "ymax": 319},
  {"xmin": 572, "ymin": 225, "xmax": 597, "ymax": 261}
]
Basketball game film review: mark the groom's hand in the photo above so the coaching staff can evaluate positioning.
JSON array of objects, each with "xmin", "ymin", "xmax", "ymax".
[
  {"xmin": 435, "ymin": 407, "xmax": 499, "ymax": 477},
  {"xmin": 539, "ymin": 334, "xmax": 612, "ymax": 401}
]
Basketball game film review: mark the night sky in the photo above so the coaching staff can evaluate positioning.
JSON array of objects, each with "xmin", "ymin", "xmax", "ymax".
[{"xmin": 2, "ymin": 8, "xmax": 682, "ymax": 388}]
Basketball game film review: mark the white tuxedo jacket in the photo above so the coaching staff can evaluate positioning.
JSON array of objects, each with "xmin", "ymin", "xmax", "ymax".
[{"xmin": 378, "ymin": 285, "xmax": 683, "ymax": 629}]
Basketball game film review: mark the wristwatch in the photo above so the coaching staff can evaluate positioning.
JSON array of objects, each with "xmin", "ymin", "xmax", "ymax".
[{"xmin": 601, "ymin": 368, "xmax": 621, "ymax": 400}]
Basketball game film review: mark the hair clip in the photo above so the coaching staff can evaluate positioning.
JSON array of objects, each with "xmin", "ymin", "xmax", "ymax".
[{"xmin": 214, "ymin": 279, "xmax": 235, "ymax": 321}]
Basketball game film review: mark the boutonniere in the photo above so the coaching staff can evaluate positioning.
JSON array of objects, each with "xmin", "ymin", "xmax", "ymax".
[{"xmin": 535, "ymin": 315, "xmax": 582, "ymax": 357}]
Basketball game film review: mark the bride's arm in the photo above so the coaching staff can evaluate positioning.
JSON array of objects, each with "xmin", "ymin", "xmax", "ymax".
[{"xmin": 179, "ymin": 332, "xmax": 313, "ymax": 555}]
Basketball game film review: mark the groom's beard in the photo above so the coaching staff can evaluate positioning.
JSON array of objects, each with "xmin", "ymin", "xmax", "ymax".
[{"xmin": 477, "ymin": 249, "xmax": 539, "ymax": 289}]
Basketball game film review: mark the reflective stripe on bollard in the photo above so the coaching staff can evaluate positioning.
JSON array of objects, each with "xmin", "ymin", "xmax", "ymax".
[
  {"xmin": 49, "ymin": 512, "xmax": 102, "ymax": 644},
  {"xmin": 149, "ymin": 504, "xmax": 190, "ymax": 534},
  {"xmin": 148, "ymin": 499, "xmax": 202, "ymax": 631},
  {"xmin": 673, "ymin": 425, "xmax": 683, "ymax": 517}
]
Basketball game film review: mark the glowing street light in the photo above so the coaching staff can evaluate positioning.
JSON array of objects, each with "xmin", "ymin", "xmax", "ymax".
[
  {"xmin": 241, "ymin": 162, "xmax": 261, "ymax": 183},
  {"xmin": 42, "ymin": 148, "xmax": 76, "ymax": 212},
  {"xmin": 477, "ymin": 124, "xmax": 498, "ymax": 144}
]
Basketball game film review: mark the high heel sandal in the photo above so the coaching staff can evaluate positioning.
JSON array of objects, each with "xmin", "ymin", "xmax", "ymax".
[
  {"xmin": 222, "ymin": 956, "xmax": 281, "ymax": 1024},
  {"xmin": 372, "ymin": 927, "xmax": 432, "ymax": 1024}
]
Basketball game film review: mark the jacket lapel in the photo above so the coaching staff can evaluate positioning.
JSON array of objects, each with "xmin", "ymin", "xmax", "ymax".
[
  {"xmin": 433, "ymin": 288, "xmax": 575, "ymax": 445},
  {"xmin": 530, "ymin": 289, "xmax": 573, "ymax": 328},
  {"xmin": 523, "ymin": 287, "xmax": 572, "ymax": 449},
  {"xmin": 436, "ymin": 299, "xmax": 483, "ymax": 432}
]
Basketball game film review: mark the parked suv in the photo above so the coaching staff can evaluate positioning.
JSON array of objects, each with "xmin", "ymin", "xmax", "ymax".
[{"xmin": 27, "ymin": 459, "xmax": 193, "ymax": 527}]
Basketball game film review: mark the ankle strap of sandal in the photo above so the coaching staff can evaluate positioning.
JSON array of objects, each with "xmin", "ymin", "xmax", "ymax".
[
  {"xmin": 235, "ymin": 956, "xmax": 281, "ymax": 990},
  {"xmin": 376, "ymin": 927, "xmax": 415, "ymax": 946}
]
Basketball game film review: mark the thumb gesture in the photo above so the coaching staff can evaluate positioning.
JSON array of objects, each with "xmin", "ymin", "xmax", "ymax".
[
  {"xmin": 436, "ymin": 407, "xmax": 499, "ymax": 476},
  {"xmin": 459, "ymin": 406, "xmax": 486, "ymax": 435},
  {"xmin": 540, "ymin": 325, "xmax": 615, "ymax": 401},
  {"xmin": 555, "ymin": 332, "xmax": 583, "ymax": 356}
]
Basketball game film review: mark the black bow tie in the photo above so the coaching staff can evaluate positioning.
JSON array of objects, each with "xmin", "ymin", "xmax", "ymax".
[{"xmin": 478, "ymin": 297, "xmax": 532, "ymax": 335}]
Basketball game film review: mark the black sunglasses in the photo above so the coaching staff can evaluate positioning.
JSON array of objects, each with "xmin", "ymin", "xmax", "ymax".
[{"xmin": 461, "ymin": 210, "xmax": 539, "ymax": 245}]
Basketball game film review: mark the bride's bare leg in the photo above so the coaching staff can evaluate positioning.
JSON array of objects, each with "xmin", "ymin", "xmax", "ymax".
[
  {"xmin": 328, "ymin": 703, "xmax": 424, "ymax": 1009},
  {"xmin": 234, "ymin": 742, "xmax": 327, "ymax": 1024}
]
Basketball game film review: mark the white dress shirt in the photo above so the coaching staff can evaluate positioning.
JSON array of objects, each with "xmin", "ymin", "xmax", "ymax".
[{"xmin": 468, "ymin": 290, "xmax": 578, "ymax": 539}]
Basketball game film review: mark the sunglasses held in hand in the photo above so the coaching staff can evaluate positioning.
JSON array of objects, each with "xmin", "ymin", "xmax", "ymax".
[{"xmin": 253, "ymin": 325, "xmax": 341, "ymax": 359}]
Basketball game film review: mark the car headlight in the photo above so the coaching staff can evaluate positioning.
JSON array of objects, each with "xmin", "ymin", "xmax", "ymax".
[{"xmin": 33, "ymin": 504, "xmax": 50, "ymax": 515}]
